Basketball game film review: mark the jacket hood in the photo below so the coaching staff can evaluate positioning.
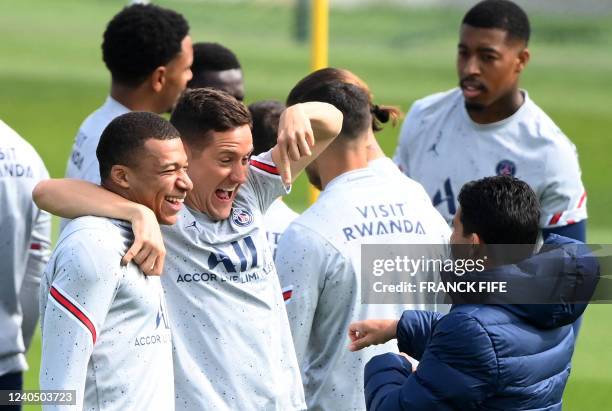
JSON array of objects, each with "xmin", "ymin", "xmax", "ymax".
[{"xmin": 448, "ymin": 234, "xmax": 599, "ymax": 329}]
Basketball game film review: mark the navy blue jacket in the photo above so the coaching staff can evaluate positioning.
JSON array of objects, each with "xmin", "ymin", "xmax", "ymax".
[{"xmin": 364, "ymin": 235, "xmax": 597, "ymax": 411}]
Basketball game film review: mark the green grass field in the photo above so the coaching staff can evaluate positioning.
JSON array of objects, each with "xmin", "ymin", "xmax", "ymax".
[{"xmin": 1, "ymin": 1, "xmax": 611, "ymax": 409}]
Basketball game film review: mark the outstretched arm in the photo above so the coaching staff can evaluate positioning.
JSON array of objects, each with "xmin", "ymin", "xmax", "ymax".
[
  {"xmin": 348, "ymin": 319, "xmax": 398, "ymax": 352},
  {"xmin": 33, "ymin": 179, "xmax": 165, "ymax": 275},
  {"xmin": 271, "ymin": 102, "xmax": 343, "ymax": 186}
]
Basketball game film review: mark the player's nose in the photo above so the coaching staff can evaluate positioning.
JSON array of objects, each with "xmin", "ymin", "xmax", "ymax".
[
  {"xmin": 176, "ymin": 171, "xmax": 193, "ymax": 192},
  {"xmin": 230, "ymin": 163, "xmax": 248, "ymax": 184},
  {"xmin": 462, "ymin": 55, "xmax": 481, "ymax": 76}
]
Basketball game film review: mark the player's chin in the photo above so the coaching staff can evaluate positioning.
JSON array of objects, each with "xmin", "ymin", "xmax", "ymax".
[
  {"xmin": 464, "ymin": 97, "xmax": 488, "ymax": 112},
  {"xmin": 158, "ymin": 213, "xmax": 179, "ymax": 226},
  {"xmin": 218, "ymin": 205, "xmax": 233, "ymax": 220},
  {"xmin": 208, "ymin": 202, "xmax": 233, "ymax": 221}
]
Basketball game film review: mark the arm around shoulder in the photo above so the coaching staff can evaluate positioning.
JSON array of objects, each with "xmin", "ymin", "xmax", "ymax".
[
  {"xmin": 33, "ymin": 178, "xmax": 165, "ymax": 275},
  {"xmin": 33, "ymin": 178, "xmax": 147, "ymax": 221}
]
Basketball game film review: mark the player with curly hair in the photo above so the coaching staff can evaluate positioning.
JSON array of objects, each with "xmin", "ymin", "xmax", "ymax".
[{"xmin": 64, "ymin": 4, "xmax": 192, "ymax": 198}]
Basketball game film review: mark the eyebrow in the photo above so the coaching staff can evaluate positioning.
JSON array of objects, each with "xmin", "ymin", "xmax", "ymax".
[
  {"xmin": 159, "ymin": 162, "xmax": 183, "ymax": 170},
  {"xmin": 458, "ymin": 43, "xmax": 501, "ymax": 54},
  {"xmin": 218, "ymin": 149, "xmax": 253, "ymax": 157}
]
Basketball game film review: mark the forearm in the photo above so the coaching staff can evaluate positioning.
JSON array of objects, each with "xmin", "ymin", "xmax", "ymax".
[
  {"xmin": 20, "ymin": 272, "xmax": 41, "ymax": 350},
  {"xmin": 300, "ymin": 101, "xmax": 343, "ymax": 143},
  {"xmin": 40, "ymin": 308, "xmax": 91, "ymax": 408},
  {"xmin": 33, "ymin": 178, "xmax": 149, "ymax": 222},
  {"xmin": 397, "ymin": 311, "xmax": 444, "ymax": 359},
  {"xmin": 21, "ymin": 210, "xmax": 51, "ymax": 348}
]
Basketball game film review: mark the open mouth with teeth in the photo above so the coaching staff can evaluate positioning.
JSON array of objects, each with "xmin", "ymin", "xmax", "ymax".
[
  {"xmin": 461, "ymin": 80, "xmax": 487, "ymax": 99},
  {"xmin": 215, "ymin": 188, "xmax": 236, "ymax": 201},
  {"xmin": 164, "ymin": 195, "xmax": 185, "ymax": 212}
]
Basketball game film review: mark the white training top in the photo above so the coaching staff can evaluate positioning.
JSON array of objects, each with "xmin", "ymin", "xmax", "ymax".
[
  {"xmin": 64, "ymin": 96, "xmax": 130, "ymax": 184},
  {"xmin": 0, "ymin": 120, "xmax": 51, "ymax": 376},
  {"xmin": 40, "ymin": 216, "xmax": 174, "ymax": 411},
  {"xmin": 62, "ymin": 96, "xmax": 130, "ymax": 231},
  {"xmin": 161, "ymin": 151, "xmax": 305, "ymax": 411},
  {"xmin": 275, "ymin": 165, "xmax": 450, "ymax": 411},
  {"xmin": 264, "ymin": 198, "xmax": 299, "ymax": 259},
  {"xmin": 393, "ymin": 88, "xmax": 587, "ymax": 228}
]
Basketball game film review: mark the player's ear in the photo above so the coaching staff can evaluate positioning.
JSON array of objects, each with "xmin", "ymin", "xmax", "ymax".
[
  {"xmin": 469, "ymin": 233, "xmax": 483, "ymax": 259},
  {"xmin": 471, "ymin": 232, "xmax": 482, "ymax": 246},
  {"xmin": 109, "ymin": 165, "xmax": 131, "ymax": 189},
  {"xmin": 150, "ymin": 66, "xmax": 167, "ymax": 93},
  {"xmin": 516, "ymin": 47, "xmax": 530, "ymax": 73}
]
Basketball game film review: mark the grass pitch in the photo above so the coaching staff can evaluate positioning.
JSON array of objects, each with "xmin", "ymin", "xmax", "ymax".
[{"xmin": 1, "ymin": 1, "xmax": 611, "ymax": 409}]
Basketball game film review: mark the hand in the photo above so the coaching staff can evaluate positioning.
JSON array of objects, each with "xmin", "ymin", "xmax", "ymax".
[
  {"xmin": 121, "ymin": 205, "xmax": 166, "ymax": 276},
  {"xmin": 348, "ymin": 319, "xmax": 399, "ymax": 352},
  {"xmin": 399, "ymin": 352, "xmax": 419, "ymax": 373},
  {"xmin": 276, "ymin": 103, "xmax": 315, "ymax": 186}
]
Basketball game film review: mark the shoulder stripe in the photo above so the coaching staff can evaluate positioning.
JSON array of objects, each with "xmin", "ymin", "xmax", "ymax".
[
  {"xmin": 50, "ymin": 286, "xmax": 97, "ymax": 344},
  {"xmin": 250, "ymin": 159, "xmax": 279, "ymax": 176},
  {"xmin": 548, "ymin": 212, "xmax": 563, "ymax": 226}
]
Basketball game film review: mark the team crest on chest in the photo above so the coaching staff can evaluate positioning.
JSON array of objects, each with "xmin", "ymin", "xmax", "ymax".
[
  {"xmin": 231, "ymin": 207, "xmax": 254, "ymax": 227},
  {"xmin": 496, "ymin": 160, "xmax": 516, "ymax": 177}
]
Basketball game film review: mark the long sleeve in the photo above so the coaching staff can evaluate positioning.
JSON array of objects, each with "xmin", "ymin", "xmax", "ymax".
[
  {"xmin": 21, "ymin": 208, "xmax": 51, "ymax": 349},
  {"xmin": 365, "ymin": 312, "xmax": 498, "ymax": 411},
  {"xmin": 392, "ymin": 101, "xmax": 425, "ymax": 177},
  {"xmin": 275, "ymin": 222, "xmax": 339, "ymax": 364},
  {"xmin": 396, "ymin": 310, "xmax": 444, "ymax": 360},
  {"xmin": 40, "ymin": 233, "xmax": 123, "ymax": 410}
]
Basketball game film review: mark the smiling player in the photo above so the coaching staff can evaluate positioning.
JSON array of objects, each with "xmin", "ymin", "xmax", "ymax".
[
  {"xmin": 39, "ymin": 112, "xmax": 192, "ymax": 410},
  {"xmin": 34, "ymin": 88, "xmax": 342, "ymax": 410}
]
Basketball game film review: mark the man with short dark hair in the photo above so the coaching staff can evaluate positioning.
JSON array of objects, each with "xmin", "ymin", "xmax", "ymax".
[
  {"xmin": 39, "ymin": 112, "xmax": 192, "ymax": 410},
  {"xmin": 64, "ymin": 4, "xmax": 192, "ymax": 190},
  {"xmin": 394, "ymin": 0, "xmax": 587, "ymax": 242},
  {"xmin": 187, "ymin": 42, "xmax": 244, "ymax": 101},
  {"xmin": 350, "ymin": 176, "xmax": 591, "ymax": 411},
  {"xmin": 276, "ymin": 73, "xmax": 450, "ymax": 411},
  {"xmin": 34, "ymin": 88, "xmax": 343, "ymax": 410}
]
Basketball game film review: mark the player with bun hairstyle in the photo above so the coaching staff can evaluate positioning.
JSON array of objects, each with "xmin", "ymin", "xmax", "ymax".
[{"xmin": 277, "ymin": 73, "xmax": 449, "ymax": 411}]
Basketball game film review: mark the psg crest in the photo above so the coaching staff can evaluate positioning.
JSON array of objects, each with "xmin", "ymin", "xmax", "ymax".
[
  {"xmin": 232, "ymin": 207, "xmax": 254, "ymax": 227},
  {"xmin": 496, "ymin": 160, "xmax": 516, "ymax": 177}
]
